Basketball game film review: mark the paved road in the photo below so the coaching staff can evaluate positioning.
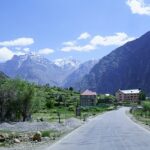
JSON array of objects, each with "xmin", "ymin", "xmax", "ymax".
[{"xmin": 47, "ymin": 107, "xmax": 150, "ymax": 150}]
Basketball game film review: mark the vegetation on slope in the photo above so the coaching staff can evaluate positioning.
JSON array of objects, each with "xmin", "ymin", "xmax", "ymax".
[{"xmin": 0, "ymin": 76, "xmax": 81, "ymax": 122}]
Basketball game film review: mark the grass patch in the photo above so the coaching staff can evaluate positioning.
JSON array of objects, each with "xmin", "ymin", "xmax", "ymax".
[
  {"xmin": 0, "ymin": 142, "xmax": 6, "ymax": 147},
  {"xmin": 131, "ymin": 107, "xmax": 150, "ymax": 126},
  {"xmin": 79, "ymin": 104, "xmax": 116, "ymax": 120},
  {"xmin": 32, "ymin": 107, "xmax": 75, "ymax": 122},
  {"xmin": 41, "ymin": 130, "xmax": 62, "ymax": 140}
]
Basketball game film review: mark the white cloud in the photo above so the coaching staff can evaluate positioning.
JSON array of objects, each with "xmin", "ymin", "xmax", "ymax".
[
  {"xmin": 0, "ymin": 47, "xmax": 14, "ymax": 62},
  {"xmin": 77, "ymin": 32, "xmax": 91, "ymax": 40},
  {"xmin": 15, "ymin": 47, "xmax": 21, "ymax": 51},
  {"xmin": 62, "ymin": 41, "xmax": 76, "ymax": 46},
  {"xmin": 127, "ymin": 0, "xmax": 150, "ymax": 15},
  {"xmin": 61, "ymin": 44, "xmax": 95, "ymax": 52},
  {"xmin": 14, "ymin": 47, "xmax": 30, "ymax": 53},
  {"xmin": 0, "ymin": 47, "xmax": 26, "ymax": 62},
  {"xmin": 0, "ymin": 37, "xmax": 55, "ymax": 62},
  {"xmin": 0, "ymin": 37, "xmax": 34, "ymax": 47},
  {"xmin": 38, "ymin": 48, "xmax": 54, "ymax": 55},
  {"xmin": 0, "ymin": 46, "xmax": 54, "ymax": 62},
  {"xmin": 61, "ymin": 32, "xmax": 135, "ymax": 52},
  {"xmin": 90, "ymin": 32, "xmax": 135, "ymax": 46}
]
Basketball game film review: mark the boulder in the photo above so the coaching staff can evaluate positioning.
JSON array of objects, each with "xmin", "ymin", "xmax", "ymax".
[
  {"xmin": 0, "ymin": 135, "xmax": 5, "ymax": 142},
  {"xmin": 32, "ymin": 131, "xmax": 42, "ymax": 142},
  {"xmin": 14, "ymin": 138, "xmax": 20, "ymax": 143}
]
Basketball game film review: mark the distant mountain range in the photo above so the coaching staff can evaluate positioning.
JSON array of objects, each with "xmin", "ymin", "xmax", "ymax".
[
  {"xmin": 63, "ymin": 60, "xmax": 98, "ymax": 88},
  {"xmin": 0, "ymin": 54, "xmax": 97, "ymax": 86},
  {"xmin": 77, "ymin": 31, "xmax": 150, "ymax": 95},
  {"xmin": 1, "ymin": 31, "xmax": 150, "ymax": 94},
  {"xmin": 0, "ymin": 54, "xmax": 80, "ymax": 86}
]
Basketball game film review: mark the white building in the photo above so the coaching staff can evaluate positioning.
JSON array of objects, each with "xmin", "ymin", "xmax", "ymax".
[{"xmin": 116, "ymin": 89, "xmax": 141, "ymax": 102}]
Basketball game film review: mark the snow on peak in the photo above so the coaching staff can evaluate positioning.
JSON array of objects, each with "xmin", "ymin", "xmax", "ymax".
[
  {"xmin": 54, "ymin": 58, "xmax": 80, "ymax": 68},
  {"xmin": 12, "ymin": 53, "xmax": 51, "ymax": 68}
]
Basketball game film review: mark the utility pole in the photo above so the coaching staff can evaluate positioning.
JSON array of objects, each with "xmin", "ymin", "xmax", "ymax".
[{"xmin": 57, "ymin": 112, "xmax": 61, "ymax": 123}]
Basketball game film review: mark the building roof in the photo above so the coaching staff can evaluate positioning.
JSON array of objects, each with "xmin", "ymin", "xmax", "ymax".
[
  {"xmin": 81, "ymin": 89, "xmax": 97, "ymax": 96},
  {"xmin": 119, "ymin": 89, "xmax": 140, "ymax": 94}
]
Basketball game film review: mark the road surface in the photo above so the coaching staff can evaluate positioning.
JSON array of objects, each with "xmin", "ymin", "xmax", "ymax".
[{"xmin": 47, "ymin": 107, "xmax": 150, "ymax": 150}]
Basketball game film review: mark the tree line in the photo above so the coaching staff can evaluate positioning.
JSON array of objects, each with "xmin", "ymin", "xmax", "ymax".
[{"xmin": 0, "ymin": 78, "xmax": 79, "ymax": 122}]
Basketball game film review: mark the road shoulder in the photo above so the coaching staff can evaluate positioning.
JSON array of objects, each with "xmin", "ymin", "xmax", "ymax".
[{"xmin": 126, "ymin": 109, "xmax": 150, "ymax": 133}]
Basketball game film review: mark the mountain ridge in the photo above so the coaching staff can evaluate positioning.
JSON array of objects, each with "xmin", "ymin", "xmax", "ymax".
[
  {"xmin": 0, "ymin": 54, "xmax": 95, "ymax": 87},
  {"xmin": 77, "ymin": 31, "xmax": 150, "ymax": 95},
  {"xmin": 0, "ymin": 54, "xmax": 80, "ymax": 86}
]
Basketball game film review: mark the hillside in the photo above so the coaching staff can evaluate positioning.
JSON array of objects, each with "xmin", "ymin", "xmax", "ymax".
[
  {"xmin": 0, "ymin": 71, "xmax": 7, "ymax": 80},
  {"xmin": 78, "ymin": 31, "xmax": 150, "ymax": 95}
]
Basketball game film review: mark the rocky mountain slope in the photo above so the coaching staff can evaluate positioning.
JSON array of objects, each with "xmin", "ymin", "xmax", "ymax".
[{"xmin": 78, "ymin": 31, "xmax": 150, "ymax": 95}]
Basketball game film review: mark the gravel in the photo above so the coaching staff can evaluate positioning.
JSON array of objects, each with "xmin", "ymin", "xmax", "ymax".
[
  {"xmin": 0, "ymin": 118, "xmax": 83, "ymax": 150},
  {"xmin": 0, "ymin": 118, "xmax": 83, "ymax": 132}
]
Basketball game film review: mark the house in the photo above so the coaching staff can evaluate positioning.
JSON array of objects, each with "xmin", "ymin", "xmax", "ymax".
[
  {"xmin": 80, "ymin": 89, "xmax": 97, "ymax": 106},
  {"xmin": 116, "ymin": 89, "xmax": 141, "ymax": 102}
]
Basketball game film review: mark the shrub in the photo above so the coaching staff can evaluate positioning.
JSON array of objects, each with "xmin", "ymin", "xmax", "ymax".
[
  {"xmin": 142, "ymin": 101, "xmax": 150, "ymax": 112},
  {"xmin": 68, "ymin": 105, "xmax": 75, "ymax": 111},
  {"xmin": 46, "ymin": 99, "xmax": 55, "ymax": 109},
  {"xmin": 42, "ymin": 131, "xmax": 50, "ymax": 137},
  {"xmin": 80, "ymin": 107, "xmax": 89, "ymax": 112},
  {"xmin": 52, "ymin": 109, "xmax": 57, "ymax": 113}
]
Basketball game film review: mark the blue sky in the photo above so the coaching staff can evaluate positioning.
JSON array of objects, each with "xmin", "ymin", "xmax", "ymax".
[{"xmin": 0, "ymin": 0, "xmax": 150, "ymax": 62}]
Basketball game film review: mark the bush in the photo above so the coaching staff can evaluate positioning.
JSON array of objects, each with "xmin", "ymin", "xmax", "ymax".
[
  {"xmin": 41, "ymin": 130, "xmax": 61, "ymax": 140},
  {"xmin": 142, "ymin": 101, "xmax": 150, "ymax": 112},
  {"xmin": 46, "ymin": 99, "xmax": 55, "ymax": 109},
  {"xmin": 52, "ymin": 109, "xmax": 57, "ymax": 113},
  {"xmin": 41, "ymin": 130, "xmax": 50, "ymax": 137},
  {"xmin": 80, "ymin": 107, "xmax": 89, "ymax": 112},
  {"xmin": 68, "ymin": 105, "xmax": 75, "ymax": 111}
]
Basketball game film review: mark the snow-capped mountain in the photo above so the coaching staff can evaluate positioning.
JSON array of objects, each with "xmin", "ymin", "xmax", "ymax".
[
  {"xmin": 11, "ymin": 53, "xmax": 50, "ymax": 69},
  {"xmin": 0, "ymin": 54, "xmax": 80, "ymax": 86},
  {"xmin": 0, "ymin": 53, "xmax": 99, "ymax": 87},
  {"xmin": 54, "ymin": 58, "xmax": 80, "ymax": 69}
]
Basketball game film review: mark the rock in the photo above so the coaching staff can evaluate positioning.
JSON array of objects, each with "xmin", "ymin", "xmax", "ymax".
[
  {"xmin": 4, "ymin": 133, "xmax": 9, "ymax": 139},
  {"xmin": 0, "ymin": 134, "xmax": 5, "ymax": 142},
  {"xmin": 40, "ymin": 118, "xmax": 44, "ymax": 122},
  {"xmin": 42, "ymin": 137, "xmax": 50, "ymax": 141},
  {"xmin": 32, "ymin": 131, "xmax": 42, "ymax": 142},
  {"xmin": 14, "ymin": 138, "xmax": 20, "ymax": 143}
]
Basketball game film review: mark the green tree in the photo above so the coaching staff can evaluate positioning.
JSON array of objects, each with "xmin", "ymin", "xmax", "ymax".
[
  {"xmin": 0, "ymin": 79, "xmax": 34, "ymax": 122},
  {"xmin": 139, "ymin": 91, "xmax": 146, "ymax": 101},
  {"xmin": 142, "ymin": 101, "xmax": 150, "ymax": 112},
  {"xmin": 15, "ymin": 80, "xmax": 34, "ymax": 121},
  {"xmin": 69, "ymin": 87, "xmax": 74, "ymax": 91}
]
